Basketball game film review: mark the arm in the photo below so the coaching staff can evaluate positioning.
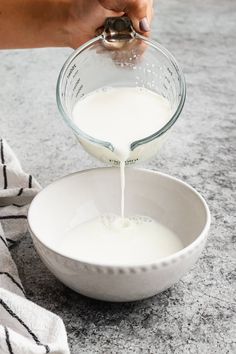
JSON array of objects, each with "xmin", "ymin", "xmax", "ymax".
[{"xmin": 0, "ymin": 0, "xmax": 70, "ymax": 48}]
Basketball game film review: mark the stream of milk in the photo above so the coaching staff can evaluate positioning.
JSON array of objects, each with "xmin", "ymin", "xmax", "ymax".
[{"xmin": 73, "ymin": 86, "xmax": 172, "ymax": 218}]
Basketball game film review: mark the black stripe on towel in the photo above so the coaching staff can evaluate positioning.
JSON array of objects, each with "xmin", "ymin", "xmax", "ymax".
[
  {"xmin": 4, "ymin": 326, "xmax": 14, "ymax": 354},
  {"xmin": 0, "ymin": 298, "xmax": 50, "ymax": 353},
  {"xmin": 28, "ymin": 175, "xmax": 32, "ymax": 188},
  {"xmin": 0, "ymin": 215, "xmax": 27, "ymax": 220},
  {"xmin": 0, "ymin": 272, "xmax": 25, "ymax": 295},
  {"xmin": 1, "ymin": 139, "xmax": 5, "ymax": 164},
  {"xmin": 3, "ymin": 165, "xmax": 7, "ymax": 189},
  {"xmin": 0, "ymin": 235, "xmax": 8, "ymax": 248},
  {"xmin": 6, "ymin": 238, "xmax": 16, "ymax": 245},
  {"xmin": 17, "ymin": 188, "xmax": 23, "ymax": 197}
]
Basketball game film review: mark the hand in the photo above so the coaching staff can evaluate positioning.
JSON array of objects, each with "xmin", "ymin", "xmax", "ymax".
[
  {"xmin": 66, "ymin": 0, "xmax": 153, "ymax": 48},
  {"xmin": 0, "ymin": 0, "xmax": 153, "ymax": 49}
]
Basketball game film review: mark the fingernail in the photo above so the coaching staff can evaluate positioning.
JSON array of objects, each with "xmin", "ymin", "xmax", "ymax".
[{"xmin": 139, "ymin": 17, "xmax": 150, "ymax": 32}]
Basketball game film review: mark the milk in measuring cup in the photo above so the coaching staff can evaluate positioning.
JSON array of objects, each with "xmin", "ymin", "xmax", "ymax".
[{"xmin": 72, "ymin": 86, "xmax": 171, "ymax": 163}]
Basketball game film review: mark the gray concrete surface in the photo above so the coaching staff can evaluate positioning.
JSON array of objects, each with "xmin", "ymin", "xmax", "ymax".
[{"xmin": 0, "ymin": 0, "xmax": 235, "ymax": 353}]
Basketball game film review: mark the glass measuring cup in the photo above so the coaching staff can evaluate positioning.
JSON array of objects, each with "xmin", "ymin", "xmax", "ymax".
[{"xmin": 56, "ymin": 17, "xmax": 186, "ymax": 165}]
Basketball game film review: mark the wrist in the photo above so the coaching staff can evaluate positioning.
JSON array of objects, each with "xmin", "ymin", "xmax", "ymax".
[{"xmin": 39, "ymin": 0, "xmax": 71, "ymax": 47}]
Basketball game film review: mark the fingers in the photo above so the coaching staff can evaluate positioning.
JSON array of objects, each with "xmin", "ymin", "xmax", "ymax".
[
  {"xmin": 128, "ymin": 0, "xmax": 153, "ymax": 35},
  {"xmin": 98, "ymin": 0, "xmax": 153, "ymax": 34}
]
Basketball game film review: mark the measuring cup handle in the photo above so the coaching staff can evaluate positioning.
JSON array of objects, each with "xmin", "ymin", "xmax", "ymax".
[{"xmin": 102, "ymin": 16, "xmax": 136, "ymax": 43}]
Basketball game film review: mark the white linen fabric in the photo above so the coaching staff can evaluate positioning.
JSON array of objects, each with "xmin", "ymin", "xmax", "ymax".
[{"xmin": 0, "ymin": 138, "xmax": 69, "ymax": 354}]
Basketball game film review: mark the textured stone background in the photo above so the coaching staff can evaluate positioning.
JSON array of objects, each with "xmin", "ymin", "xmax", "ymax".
[{"xmin": 0, "ymin": 0, "xmax": 235, "ymax": 353}]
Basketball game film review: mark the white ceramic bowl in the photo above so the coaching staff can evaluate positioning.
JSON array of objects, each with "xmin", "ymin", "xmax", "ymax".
[{"xmin": 28, "ymin": 168, "xmax": 210, "ymax": 302}]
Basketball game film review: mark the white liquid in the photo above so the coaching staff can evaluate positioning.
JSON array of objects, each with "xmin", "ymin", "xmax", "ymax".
[
  {"xmin": 73, "ymin": 87, "xmax": 172, "ymax": 161},
  {"xmin": 59, "ymin": 214, "xmax": 183, "ymax": 265},
  {"xmin": 73, "ymin": 87, "xmax": 172, "ymax": 217},
  {"xmin": 67, "ymin": 87, "xmax": 182, "ymax": 264}
]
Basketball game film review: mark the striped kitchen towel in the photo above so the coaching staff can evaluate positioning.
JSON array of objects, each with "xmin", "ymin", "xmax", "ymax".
[{"xmin": 0, "ymin": 139, "xmax": 69, "ymax": 354}]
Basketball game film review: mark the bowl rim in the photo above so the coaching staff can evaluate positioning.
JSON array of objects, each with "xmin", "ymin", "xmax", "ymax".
[{"xmin": 28, "ymin": 168, "xmax": 211, "ymax": 269}]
